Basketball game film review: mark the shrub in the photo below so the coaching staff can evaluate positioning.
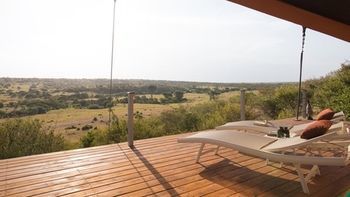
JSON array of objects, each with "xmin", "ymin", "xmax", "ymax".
[
  {"xmin": 0, "ymin": 119, "xmax": 64, "ymax": 159},
  {"xmin": 87, "ymin": 104, "xmax": 103, "ymax": 109},
  {"xmin": 256, "ymin": 85, "xmax": 298, "ymax": 119},
  {"xmin": 134, "ymin": 117, "xmax": 164, "ymax": 139},
  {"xmin": 107, "ymin": 116, "xmax": 127, "ymax": 143},
  {"xmin": 80, "ymin": 131, "xmax": 95, "ymax": 147},
  {"xmin": 82, "ymin": 124, "xmax": 93, "ymax": 131},
  {"xmin": 65, "ymin": 125, "xmax": 77, "ymax": 130},
  {"xmin": 310, "ymin": 63, "xmax": 350, "ymax": 117}
]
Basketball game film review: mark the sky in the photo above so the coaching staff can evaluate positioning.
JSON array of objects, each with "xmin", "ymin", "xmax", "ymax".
[{"xmin": 0, "ymin": 0, "xmax": 349, "ymax": 83}]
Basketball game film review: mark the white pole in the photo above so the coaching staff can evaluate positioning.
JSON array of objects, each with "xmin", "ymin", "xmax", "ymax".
[{"xmin": 127, "ymin": 92, "xmax": 135, "ymax": 148}]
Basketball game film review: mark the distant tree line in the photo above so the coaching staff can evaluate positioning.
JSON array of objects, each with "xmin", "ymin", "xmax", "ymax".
[{"xmin": 0, "ymin": 82, "xmax": 241, "ymax": 118}]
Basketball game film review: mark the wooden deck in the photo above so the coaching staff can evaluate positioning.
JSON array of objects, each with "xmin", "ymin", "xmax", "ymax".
[{"xmin": 1, "ymin": 132, "xmax": 350, "ymax": 197}]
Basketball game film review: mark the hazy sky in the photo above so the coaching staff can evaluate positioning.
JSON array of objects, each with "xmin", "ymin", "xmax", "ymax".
[{"xmin": 0, "ymin": 0, "xmax": 349, "ymax": 83}]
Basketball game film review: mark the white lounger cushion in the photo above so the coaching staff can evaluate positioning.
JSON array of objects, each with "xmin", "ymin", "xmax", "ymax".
[
  {"xmin": 179, "ymin": 130, "xmax": 277, "ymax": 150},
  {"xmin": 216, "ymin": 120, "xmax": 344, "ymax": 137},
  {"xmin": 262, "ymin": 132, "xmax": 337, "ymax": 151},
  {"xmin": 215, "ymin": 120, "xmax": 277, "ymax": 133}
]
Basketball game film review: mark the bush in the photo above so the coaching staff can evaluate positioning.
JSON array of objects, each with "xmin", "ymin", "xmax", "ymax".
[
  {"xmin": 87, "ymin": 104, "xmax": 103, "ymax": 109},
  {"xmin": 80, "ymin": 131, "xmax": 95, "ymax": 147},
  {"xmin": 82, "ymin": 124, "xmax": 93, "ymax": 131},
  {"xmin": 310, "ymin": 63, "xmax": 350, "ymax": 116},
  {"xmin": 257, "ymin": 85, "xmax": 298, "ymax": 119},
  {"xmin": 134, "ymin": 117, "xmax": 164, "ymax": 139},
  {"xmin": 0, "ymin": 119, "xmax": 64, "ymax": 159},
  {"xmin": 107, "ymin": 117, "xmax": 127, "ymax": 143},
  {"xmin": 0, "ymin": 110, "xmax": 6, "ymax": 118}
]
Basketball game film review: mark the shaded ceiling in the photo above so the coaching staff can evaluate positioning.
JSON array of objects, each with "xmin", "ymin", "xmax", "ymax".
[{"xmin": 227, "ymin": 0, "xmax": 350, "ymax": 42}]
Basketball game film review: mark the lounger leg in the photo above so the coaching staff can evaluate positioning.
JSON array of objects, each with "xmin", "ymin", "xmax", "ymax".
[
  {"xmin": 305, "ymin": 165, "xmax": 320, "ymax": 181},
  {"xmin": 279, "ymin": 151, "xmax": 285, "ymax": 167},
  {"xmin": 196, "ymin": 143, "xmax": 205, "ymax": 163},
  {"xmin": 294, "ymin": 163, "xmax": 310, "ymax": 194},
  {"xmin": 215, "ymin": 145, "xmax": 220, "ymax": 155},
  {"xmin": 316, "ymin": 165, "xmax": 320, "ymax": 175}
]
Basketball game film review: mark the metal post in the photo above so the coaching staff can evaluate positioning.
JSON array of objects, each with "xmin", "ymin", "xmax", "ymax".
[
  {"xmin": 240, "ymin": 89, "xmax": 246, "ymax": 121},
  {"xmin": 127, "ymin": 92, "xmax": 135, "ymax": 148},
  {"xmin": 296, "ymin": 26, "xmax": 306, "ymax": 121}
]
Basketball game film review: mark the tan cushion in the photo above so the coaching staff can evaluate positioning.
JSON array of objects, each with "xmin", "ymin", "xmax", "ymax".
[
  {"xmin": 300, "ymin": 120, "xmax": 332, "ymax": 139},
  {"xmin": 316, "ymin": 108, "xmax": 335, "ymax": 120}
]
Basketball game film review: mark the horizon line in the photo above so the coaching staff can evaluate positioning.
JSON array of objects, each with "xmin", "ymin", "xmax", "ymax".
[{"xmin": 0, "ymin": 76, "xmax": 298, "ymax": 84}]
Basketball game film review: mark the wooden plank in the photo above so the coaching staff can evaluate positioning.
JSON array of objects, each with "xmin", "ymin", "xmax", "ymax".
[
  {"xmin": 132, "ymin": 157, "xmax": 263, "ymax": 196},
  {"xmin": 287, "ymin": 165, "xmax": 350, "ymax": 197},
  {"xmin": 1, "ymin": 136, "xmax": 180, "ymax": 170},
  {"xmin": 58, "ymin": 149, "xmax": 240, "ymax": 196},
  {"xmin": 3, "ymin": 141, "xmax": 194, "ymax": 180},
  {"xmin": 0, "ymin": 144, "xmax": 120, "ymax": 166},
  {"xmin": 177, "ymin": 158, "xmax": 262, "ymax": 194},
  {"xmin": 1, "ymin": 129, "xmax": 349, "ymax": 197},
  {"xmin": 259, "ymin": 165, "xmax": 340, "ymax": 196},
  {"xmin": 2, "ymin": 145, "xmax": 203, "ymax": 193},
  {"xmin": 5, "ymin": 144, "xmax": 233, "ymax": 196},
  {"xmin": 206, "ymin": 164, "xmax": 281, "ymax": 196},
  {"xmin": 0, "ymin": 132, "xmax": 186, "ymax": 167},
  {"xmin": 1, "ymin": 139, "xmax": 198, "ymax": 187}
]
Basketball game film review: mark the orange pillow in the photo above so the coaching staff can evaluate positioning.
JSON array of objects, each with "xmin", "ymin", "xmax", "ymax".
[
  {"xmin": 316, "ymin": 108, "xmax": 335, "ymax": 120},
  {"xmin": 300, "ymin": 120, "xmax": 332, "ymax": 139}
]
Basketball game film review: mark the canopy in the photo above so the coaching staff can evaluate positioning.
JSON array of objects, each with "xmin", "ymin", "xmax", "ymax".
[{"xmin": 227, "ymin": 0, "xmax": 350, "ymax": 42}]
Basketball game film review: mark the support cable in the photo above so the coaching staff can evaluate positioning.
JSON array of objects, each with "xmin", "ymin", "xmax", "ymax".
[{"xmin": 109, "ymin": 0, "xmax": 117, "ymax": 130}]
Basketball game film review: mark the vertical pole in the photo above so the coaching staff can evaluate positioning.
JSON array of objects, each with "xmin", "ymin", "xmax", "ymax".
[
  {"xmin": 296, "ymin": 26, "xmax": 306, "ymax": 120},
  {"xmin": 127, "ymin": 92, "xmax": 135, "ymax": 148},
  {"xmin": 240, "ymin": 89, "xmax": 246, "ymax": 121}
]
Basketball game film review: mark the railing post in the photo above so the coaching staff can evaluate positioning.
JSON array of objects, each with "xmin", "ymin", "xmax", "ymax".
[
  {"xmin": 240, "ymin": 88, "xmax": 246, "ymax": 121},
  {"xmin": 127, "ymin": 92, "xmax": 135, "ymax": 148}
]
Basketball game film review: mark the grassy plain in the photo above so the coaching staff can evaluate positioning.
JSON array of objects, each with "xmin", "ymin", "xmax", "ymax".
[
  {"xmin": 32, "ymin": 103, "xmax": 174, "ymax": 143},
  {"xmin": 25, "ymin": 92, "xmax": 240, "ymax": 144}
]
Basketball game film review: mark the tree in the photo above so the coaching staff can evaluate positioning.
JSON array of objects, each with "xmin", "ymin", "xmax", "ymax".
[
  {"xmin": 148, "ymin": 85, "xmax": 157, "ymax": 99},
  {"xmin": 163, "ymin": 92, "xmax": 172, "ymax": 99},
  {"xmin": 174, "ymin": 91, "xmax": 184, "ymax": 102},
  {"xmin": 208, "ymin": 90, "xmax": 220, "ymax": 100}
]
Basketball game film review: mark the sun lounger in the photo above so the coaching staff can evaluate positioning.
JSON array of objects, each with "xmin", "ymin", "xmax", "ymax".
[
  {"xmin": 216, "ymin": 118, "xmax": 347, "ymax": 137},
  {"xmin": 178, "ymin": 126, "xmax": 350, "ymax": 194}
]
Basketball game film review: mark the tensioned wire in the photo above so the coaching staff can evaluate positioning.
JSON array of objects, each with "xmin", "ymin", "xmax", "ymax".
[{"xmin": 109, "ymin": 0, "xmax": 117, "ymax": 130}]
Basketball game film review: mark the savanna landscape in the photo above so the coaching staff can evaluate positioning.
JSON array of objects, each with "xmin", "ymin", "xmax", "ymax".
[{"xmin": 0, "ymin": 62, "xmax": 349, "ymax": 159}]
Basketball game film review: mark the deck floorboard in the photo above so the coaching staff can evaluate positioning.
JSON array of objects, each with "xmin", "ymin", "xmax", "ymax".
[{"xmin": 1, "ymin": 129, "xmax": 349, "ymax": 196}]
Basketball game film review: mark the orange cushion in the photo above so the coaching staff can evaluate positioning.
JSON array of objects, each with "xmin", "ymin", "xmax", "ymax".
[
  {"xmin": 316, "ymin": 108, "xmax": 335, "ymax": 120},
  {"xmin": 300, "ymin": 120, "xmax": 332, "ymax": 139}
]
